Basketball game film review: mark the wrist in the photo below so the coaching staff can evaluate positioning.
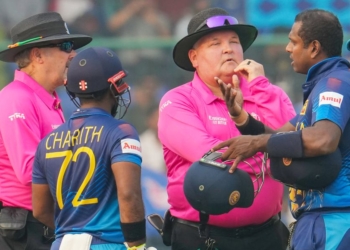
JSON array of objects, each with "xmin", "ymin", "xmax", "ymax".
[
  {"xmin": 229, "ymin": 109, "xmax": 248, "ymax": 126},
  {"xmin": 255, "ymin": 134, "xmax": 271, "ymax": 152}
]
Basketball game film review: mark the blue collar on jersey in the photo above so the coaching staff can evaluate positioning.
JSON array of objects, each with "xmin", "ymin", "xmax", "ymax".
[
  {"xmin": 302, "ymin": 57, "xmax": 350, "ymax": 102},
  {"xmin": 70, "ymin": 108, "xmax": 112, "ymax": 119}
]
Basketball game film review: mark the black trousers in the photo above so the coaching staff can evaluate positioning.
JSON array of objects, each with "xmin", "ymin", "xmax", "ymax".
[
  {"xmin": 171, "ymin": 217, "xmax": 289, "ymax": 250},
  {"xmin": 0, "ymin": 209, "xmax": 53, "ymax": 250}
]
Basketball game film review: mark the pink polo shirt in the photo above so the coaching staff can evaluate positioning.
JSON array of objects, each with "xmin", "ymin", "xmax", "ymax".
[
  {"xmin": 0, "ymin": 70, "xmax": 64, "ymax": 210},
  {"xmin": 158, "ymin": 72, "xmax": 296, "ymax": 228}
]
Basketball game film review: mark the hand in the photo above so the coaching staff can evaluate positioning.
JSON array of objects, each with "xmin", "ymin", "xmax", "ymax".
[
  {"xmin": 234, "ymin": 59, "xmax": 265, "ymax": 83},
  {"xmin": 215, "ymin": 74, "xmax": 243, "ymax": 117},
  {"xmin": 212, "ymin": 135, "xmax": 269, "ymax": 173}
]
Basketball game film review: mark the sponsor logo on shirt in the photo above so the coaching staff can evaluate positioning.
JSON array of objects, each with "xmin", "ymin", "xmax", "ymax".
[
  {"xmin": 319, "ymin": 91, "xmax": 343, "ymax": 108},
  {"xmin": 209, "ymin": 115, "xmax": 227, "ymax": 125},
  {"xmin": 160, "ymin": 100, "xmax": 172, "ymax": 112},
  {"xmin": 121, "ymin": 138, "xmax": 142, "ymax": 157},
  {"xmin": 8, "ymin": 113, "xmax": 25, "ymax": 121}
]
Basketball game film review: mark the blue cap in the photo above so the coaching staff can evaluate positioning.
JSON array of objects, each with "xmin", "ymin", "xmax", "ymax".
[
  {"xmin": 347, "ymin": 39, "xmax": 350, "ymax": 51},
  {"xmin": 66, "ymin": 47, "xmax": 127, "ymax": 95},
  {"xmin": 184, "ymin": 160, "xmax": 254, "ymax": 215},
  {"xmin": 269, "ymin": 148, "xmax": 342, "ymax": 190}
]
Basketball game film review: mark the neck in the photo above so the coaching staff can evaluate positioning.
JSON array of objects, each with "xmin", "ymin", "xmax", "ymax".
[
  {"xmin": 80, "ymin": 101, "xmax": 111, "ymax": 114},
  {"xmin": 21, "ymin": 67, "xmax": 57, "ymax": 95}
]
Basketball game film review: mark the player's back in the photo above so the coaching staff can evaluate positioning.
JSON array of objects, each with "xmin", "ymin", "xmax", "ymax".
[{"xmin": 33, "ymin": 108, "xmax": 142, "ymax": 244}]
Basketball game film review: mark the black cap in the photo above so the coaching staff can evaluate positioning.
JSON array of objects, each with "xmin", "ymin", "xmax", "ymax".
[
  {"xmin": 269, "ymin": 148, "xmax": 342, "ymax": 190},
  {"xmin": 184, "ymin": 160, "xmax": 254, "ymax": 215},
  {"xmin": 65, "ymin": 47, "xmax": 128, "ymax": 95},
  {"xmin": 0, "ymin": 12, "xmax": 92, "ymax": 62}
]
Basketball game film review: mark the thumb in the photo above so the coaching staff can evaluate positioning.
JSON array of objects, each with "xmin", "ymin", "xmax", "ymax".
[{"xmin": 232, "ymin": 74, "xmax": 240, "ymax": 90}]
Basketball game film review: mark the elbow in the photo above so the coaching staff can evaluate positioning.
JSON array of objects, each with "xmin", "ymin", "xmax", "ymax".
[{"xmin": 119, "ymin": 190, "xmax": 142, "ymax": 204}]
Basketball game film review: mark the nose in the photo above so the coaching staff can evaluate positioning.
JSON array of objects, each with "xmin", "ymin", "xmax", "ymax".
[
  {"xmin": 223, "ymin": 42, "xmax": 233, "ymax": 54},
  {"xmin": 285, "ymin": 42, "xmax": 292, "ymax": 53}
]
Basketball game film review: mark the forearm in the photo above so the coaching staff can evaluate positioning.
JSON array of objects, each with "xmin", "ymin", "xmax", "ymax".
[
  {"xmin": 34, "ymin": 211, "xmax": 55, "ymax": 229},
  {"xmin": 119, "ymin": 194, "xmax": 146, "ymax": 247}
]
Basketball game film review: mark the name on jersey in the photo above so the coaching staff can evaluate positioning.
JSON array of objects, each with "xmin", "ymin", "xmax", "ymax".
[
  {"xmin": 8, "ymin": 113, "xmax": 25, "ymax": 121},
  {"xmin": 121, "ymin": 139, "xmax": 142, "ymax": 157},
  {"xmin": 45, "ymin": 125, "xmax": 104, "ymax": 150},
  {"xmin": 209, "ymin": 115, "xmax": 227, "ymax": 125},
  {"xmin": 319, "ymin": 91, "xmax": 343, "ymax": 108}
]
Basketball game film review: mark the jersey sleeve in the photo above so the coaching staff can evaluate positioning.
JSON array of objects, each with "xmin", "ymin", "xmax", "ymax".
[
  {"xmin": 110, "ymin": 123, "xmax": 142, "ymax": 167},
  {"xmin": 312, "ymin": 78, "xmax": 350, "ymax": 131},
  {"xmin": 32, "ymin": 141, "xmax": 48, "ymax": 184},
  {"xmin": 248, "ymin": 76, "xmax": 296, "ymax": 129},
  {"xmin": 0, "ymin": 90, "xmax": 41, "ymax": 185}
]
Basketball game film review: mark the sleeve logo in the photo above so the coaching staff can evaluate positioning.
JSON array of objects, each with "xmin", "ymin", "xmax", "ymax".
[
  {"xmin": 319, "ymin": 91, "xmax": 343, "ymax": 108},
  {"xmin": 8, "ymin": 113, "xmax": 25, "ymax": 121},
  {"xmin": 121, "ymin": 138, "xmax": 142, "ymax": 157}
]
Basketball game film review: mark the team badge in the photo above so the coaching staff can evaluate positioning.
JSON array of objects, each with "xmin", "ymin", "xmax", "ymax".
[
  {"xmin": 229, "ymin": 191, "xmax": 240, "ymax": 206},
  {"xmin": 300, "ymin": 100, "xmax": 308, "ymax": 115},
  {"xmin": 79, "ymin": 80, "xmax": 88, "ymax": 91},
  {"xmin": 282, "ymin": 158, "xmax": 292, "ymax": 166}
]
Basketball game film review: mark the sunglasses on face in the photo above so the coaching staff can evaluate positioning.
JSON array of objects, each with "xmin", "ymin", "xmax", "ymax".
[
  {"xmin": 39, "ymin": 41, "xmax": 74, "ymax": 53},
  {"xmin": 195, "ymin": 15, "xmax": 239, "ymax": 32}
]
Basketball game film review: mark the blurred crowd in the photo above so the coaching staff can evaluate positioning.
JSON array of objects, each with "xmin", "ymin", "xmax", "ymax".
[{"xmin": 1, "ymin": 0, "xmax": 350, "ymax": 247}]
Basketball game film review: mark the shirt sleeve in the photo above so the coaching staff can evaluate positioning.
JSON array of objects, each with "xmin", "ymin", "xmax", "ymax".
[
  {"xmin": 32, "ymin": 141, "xmax": 48, "ymax": 184},
  {"xmin": 0, "ymin": 90, "xmax": 41, "ymax": 185},
  {"xmin": 158, "ymin": 91, "xmax": 222, "ymax": 163},
  {"xmin": 312, "ymin": 78, "xmax": 350, "ymax": 131},
  {"xmin": 248, "ymin": 76, "xmax": 296, "ymax": 129},
  {"xmin": 110, "ymin": 123, "xmax": 142, "ymax": 167}
]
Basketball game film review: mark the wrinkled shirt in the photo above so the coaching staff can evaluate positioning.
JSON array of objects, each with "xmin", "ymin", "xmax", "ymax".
[
  {"xmin": 0, "ymin": 70, "xmax": 64, "ymax": 210},
  {"xmin": 158, "ymin": 72, "xmax": 295, "ymax": 227}
]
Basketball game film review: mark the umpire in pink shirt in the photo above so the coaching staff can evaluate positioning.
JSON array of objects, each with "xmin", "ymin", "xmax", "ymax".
[
  {"xmin": 0, "ymin": 13, "xmax": 91, "ymax": 250},
  {"xmin": 158, "ymin": 7, "xmax": 296, "ymax": 250}
]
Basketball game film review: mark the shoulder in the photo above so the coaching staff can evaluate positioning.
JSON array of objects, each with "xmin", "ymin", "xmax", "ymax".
[
  {"xmin": 0, "ymin": 80, "xmax": 34, "ymax": 100},
  {"xmin": 160, "ymin": 82, "xmax": 194, "ymax": 105}
]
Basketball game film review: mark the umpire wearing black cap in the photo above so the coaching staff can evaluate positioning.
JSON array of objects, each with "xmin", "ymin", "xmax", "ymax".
[{"xmin": 157, "ymin": 6, "xmax": 293, "ymax": 250}]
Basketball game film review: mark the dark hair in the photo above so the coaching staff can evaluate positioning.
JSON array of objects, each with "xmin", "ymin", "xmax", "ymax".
[
  {"xmin": 295, "ymin": 9, "xmax": 343, "ymax": 57},
  {"xmin": 76, "ymin": 88, "xmax": 110, "ymax": 105}
]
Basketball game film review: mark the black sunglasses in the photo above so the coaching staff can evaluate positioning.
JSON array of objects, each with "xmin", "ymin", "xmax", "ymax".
[{"xmin": 38, "ymin": 41, "xmax": 74, "ymax": 53}]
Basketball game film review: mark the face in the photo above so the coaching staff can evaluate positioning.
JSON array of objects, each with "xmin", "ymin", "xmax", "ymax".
[
  {"xmin": 189, "ymin": 30, "xmax": 243, "ymax": 85},
  {"xmin": 285, "ymin": 22, "xmax": 313, "ymax": 74},
  {"xmin": 39, "ymin": 42, "xmax": 76, "ymax": 88}
]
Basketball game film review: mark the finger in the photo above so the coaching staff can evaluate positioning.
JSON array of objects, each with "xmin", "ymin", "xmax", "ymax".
[
  {"xmin": 212, "ymin": 140, "xmax": 231, "ymax": 152},
  {"xmin": 225, "ymin": 84, "xmax": 232, "ymax": 102},
  {"xmin": 215, "ymin": 77, "xmax": 227, "ymax": 95},
  {"xmin": 231, "ymin": 75, "xmax": 240, "ymax": 90},
  {"xmin": 229, "ymin": 155, "xmax": 243, "ymax": 173}
]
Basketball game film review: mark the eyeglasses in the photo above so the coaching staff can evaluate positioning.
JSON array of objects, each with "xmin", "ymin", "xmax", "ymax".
[
  {"xmin": 39, "ymin": 41, "xmax": 74, "ymax": 53},
  {"xmin": 195, "ymin": 15, "xmax": 239, "ymax": 32}
]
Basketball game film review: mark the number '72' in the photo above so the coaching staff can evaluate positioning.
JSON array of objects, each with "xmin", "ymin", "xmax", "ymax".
[{"xmin": 45, "ymin": 147, "xmax": 99, "ymax": 209}]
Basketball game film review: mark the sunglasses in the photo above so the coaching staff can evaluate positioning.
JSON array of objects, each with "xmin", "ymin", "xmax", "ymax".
[
  {"xmin": 39, "ymin": 41, "xmax": 74, "ymax": 53},
  {"xmin": 195, "ymin": 15, "xmax": 239, "ymax": 32}
]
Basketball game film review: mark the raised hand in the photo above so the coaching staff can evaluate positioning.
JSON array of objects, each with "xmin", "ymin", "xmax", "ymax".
[
  {"xmin": 234, "ymin": 59, "xmax": 265, "ymax": 83},
  {"xmin": 215, "ymin": 74, "xmax": 243, "ymax": 117}
]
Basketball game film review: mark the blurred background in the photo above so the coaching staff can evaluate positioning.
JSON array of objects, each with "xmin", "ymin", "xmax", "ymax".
[{"xmin": 1, "ymin": 0, "xmax": 350, "ymax": 248}]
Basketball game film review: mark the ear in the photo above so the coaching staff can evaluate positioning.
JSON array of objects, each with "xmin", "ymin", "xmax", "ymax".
[
  {"xmin": 188, "ymin": 48, "xmax": 198, "ymax": 69},
  {"xmin": 30, "ymin": 48, "xmax": 44, "ymax": 63},
  {"xmin": 310, "ymin": 40, "xmax": 321, "ymax": 59}
]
